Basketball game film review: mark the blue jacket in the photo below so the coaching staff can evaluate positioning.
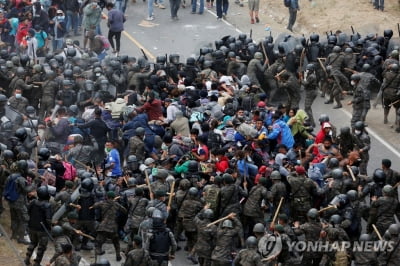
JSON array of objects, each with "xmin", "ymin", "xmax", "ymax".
[
  {"xmin": 290, "ymin": 0, "xmax": 299, "ymax": 9},
  {"xmin": 107, "ymin": 8, "xmax": 125, "ymax": 32},
  {"xmin": 267, "ymin": 119, "xmax": 294, "ymax": 148}
]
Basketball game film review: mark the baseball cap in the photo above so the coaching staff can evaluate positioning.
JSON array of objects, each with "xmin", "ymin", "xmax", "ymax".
[{"xmin": 322, "ymin": 122, "xmax": 332, "ymax": 129}]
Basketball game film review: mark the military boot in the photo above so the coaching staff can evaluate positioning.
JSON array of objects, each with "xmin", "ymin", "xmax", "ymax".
[{"xmin": 384, "ymin": 108, "xmax": 389, "ymax": 124}]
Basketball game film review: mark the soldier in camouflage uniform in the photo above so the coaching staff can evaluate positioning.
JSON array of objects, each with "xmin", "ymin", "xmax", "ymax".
[
  {"xmin": 148, "ymin": 189, "xmax": 169, "ymax": 222},
  {"xmin": 49, "ymin": 225, "xmax": 81, "ymax": 265},
  {"xmin": 66, "ymin": 134, "xmax": 98, "ymax": 170},
  {"xmin": 194, "ymin": 207, "xmax": 218, "ymax": 266},
  {"xmin": 378, "ymin": 224, "xmax": 400, "ymax": 266},
  {"xmin": 233, "ymin": 236, "xmax": 263, "ymax": 266},
  {"xmin": 219, "ymin": 173, "xmax": 247, "ymax": 218},
  {"xmin": 242, "ymin": 177, "xmax": 269, "ymax": 237},
  {"xmin": 367, "ymin": 185, "xmax": 400, "ymax": 237},
  {"xmin": 277, "ymin": 71, "xmax": 300, "ymax": 111},
  {"xmin": 287, "ymin": 166, "xmax": 318, "ymax": 223},
  {"xmin": 124, "ymin": 187, "xmax": 149, "ymax": 252},
  {"xmin": 352, "ymin": 234, "xmax": 378, "ymax": 266},
  {"xmin": 294, "ymin": 208, "xmax": 323, "ymax": 266},
  {"xmin": 92, "ymin": 191, "xmax": 127, "ymax": 261},
  {"xmin": 150, "ymin": 169, "xmax": 170, "ymax": 197},
  {"xmin": 269, "ymin": 171, "xmax": 287, "ymax": 215},
  {"xmin": 54, "ymin": 244, "xmax": 74, "ymax": 266},
  {"xmin": 39, "ymin": 71, "xmax": 58, "ymax": 119},
  {"xmin": 178, "ymin": 187, "xmax": 203, "ymax": 258},
  {"xmin": 246, "ymin": 52, "xmax": 266, "ymax": 91},
  {"xmin": 348, "ymin": 74, "xmax": 365, "ymax": 130},
  {"xmin": 123, "ymin": 235, "xmax": 152, "ymax": 266},
  {"xmin": 6, "ymin": 160, "xmax": 33, "ymax": 244},
  {"xmin": 302, "ymin": 63, "xmax": 318, "ymax": 127},
  {"xmin": 211, "ymin": 213, "xmax": 245, "ymax": 266}
]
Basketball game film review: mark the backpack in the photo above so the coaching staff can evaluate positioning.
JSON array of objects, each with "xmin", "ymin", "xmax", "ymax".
[
  {"xmin": 3, "ymin": 174, "xmax": 20, "ymax": 202},
  {"xmin": 62, "ymin": 161, "xmax": 77, "ymax": 181},
  {"xmin": 96, "ymin": 35, "xmax": 111, "ymax": 50},
  {"xmin": 241, "ymin": 95, "xmax": 255, "ymax": 112},
  {"xmin": 204, "ymin": 185, "xmax": 220, "ymax": 214},
  {"xmin": 207, "ymin": 130, "xmax": 223, "ymax": 150},
  {"xmin": 149, "ymin": 229, "xmax": 171, "ymax": 254},
  {"xmin": 284, "ymin": 0, "xmax": 291, "ymax": 7}
]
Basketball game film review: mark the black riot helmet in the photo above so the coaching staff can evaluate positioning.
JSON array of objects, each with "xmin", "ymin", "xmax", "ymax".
[
  {"xmin": 20, "ymin": 54, "xmax": 29, "ymax": 67},
  {"xmin": 17, "ymin": 159, "xmax": 28, "ymax": 173},
  {"xmin": 354, "ymin": 121, "xmax": 365, "ymax": 130},
  {"xmin": 16, "ymin": 66, "xmax": 25, "ymax": 77},
  {"xmin": 339, "ymin": 126, "xmax": 351, "ymax": 135},
  {"xmin": 3, "ymin": 150, "xmax": 14, "ymax": 160},
  {"xmin": 238, "ymin": 33, "xmax": 247, "ymax": 41},
  {"xmin": 188, "ymin": 187, "xmax": 198, "ymax": 196},
  {"xmin": 14, "ymin": 127, "xmax": 27, "ymax": 141},
  {"xmin": 328, "ymin": 35, "xmax": 337, "ymax": 45},
  {"xmin": 331, "ymin": 168, "xmax": 343, "ymax": 179},
  {"xmin": 38, "ymin": 147, "xmax": 50, "ymax": 160},
  {"xmin": 265, "ymin": 35, "xmax": 273, "ymax": 43},
  {"xmin": 186, "ymin": 57, "xmax": 196, "ymax": 66},
  {"xmin": 330, "ymin": 194, "xmax": 349, "ymax": 209},
  {"xmin": 37, "ymin": 185, "xmax": 50, "ymax": 200},
  {"xmin": 310, "ymin": 33, "xmax": 319, "ymax": 42},
  {"xmin": 66, "ymin": 48, "xmax": 77, "ymax": 57},
  {"xmin": 215, "ymin": 40, "xmax": 223, "ymax": 50},
  {"xmin": 81, "ymin": 178, "xmax": 94, "ymax": 191},
  {"xmin": 328, "ymin": 158, "xmax": 339, "ymax": 168},
  {"xmin": 203, "ymin": 209, "xmax": 214, "ymax": 220},
  {"xmin": 306, "ymin": 63, "xmax": 315, "ymax": 71},
  {"xmin": 188, "ymin": 160, "xmax": 199, "ymax": 172},
  {"xmin": 64, "ymin": 69, "xmax": 73, "ymax": 79},
  {"xmin": 329, "ymin": 214, "xmax": 342, "ymax": 225},
  {"xmin": 373, "ymin": 168, "xmax": 386, "ymax": 184},
  {"xmin": 384, "ymin": 29, "xmax": 393, "ymax": 39}
]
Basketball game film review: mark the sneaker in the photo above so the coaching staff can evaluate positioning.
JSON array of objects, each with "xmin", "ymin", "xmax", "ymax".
[
  {"xmin": 191, "ymin": 11, "xmax": 196, "ymax": 14},
  {"xmin": 154, "ymin": 2, "xmax": 159, "ymax": 6},
  {"xmin": 146, "ymin": 16, "xmax": 154, "ymax": 20},
  {"xmin": 158, "ymin": 4, "xmax": 166, "ymax": 8},
  {"xmin": 222, "ymin": 12, "xmax": 226, "ymax": 19},
  {"xmin": 217, "ymin": 17, "xmax": 222, "ymax": 21},
  {"xmin": 116, "ymin": 254, "xmax": 122, "ymax": 261}
]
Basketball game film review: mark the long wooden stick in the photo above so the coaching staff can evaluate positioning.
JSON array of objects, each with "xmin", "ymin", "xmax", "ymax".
[
  {"xmin": 74, "ymin": 159, "xmax": 95, "ymax": 172},
  {"xmin": 75, "ymin": 230, "xmax": 95, "ymax": 240},
  {"xmin": 274, "ymin": 69, "xmax": 286, "ymax": 78},
  {"xmin": 346, "ymin": 165, "xmax": 356, "ymax": 182},
  {"xmin": 389, "ymin": 99, "xmax": 400, "ymax": 107},
  {"xmin": 271, "ymin": 197, "xmax": 284, "ymax": 225},
  {"xmin": 145, "ymin": 170, "xmax": 153, "ymax": 200},
  {"xmin": 206, "ymin": 214, "xmax": 231, "ymax": 227},
  {"xmin": 167, "ymin": 181, "xmax": 175, "ymax": 209},
  {"xmin": 318, "ymin": 205, "xmax": 336, "ymax": 213},
  {"xmin": 372, "ymin": 224, "xmax": 383, "ymax": 241}
]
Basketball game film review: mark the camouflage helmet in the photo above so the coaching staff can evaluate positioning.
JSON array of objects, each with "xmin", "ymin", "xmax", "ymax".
[
  {"xmin": 388, "ymin": 224, "xmax": 399, "ymax": 235},
  {"xmin": 270, "ymin": 170, "xmax": 281, "ymax": 180},
  {"xmin": 222, "ymin": 219, "xmax": 233, "ymax": 228},
  {"xmin": 253, "ymin": 223, "xmax": 265, "ymax": 233},
  {"xmin": 203, "ymin": 209, "xmax": 214, "ymax": 220},
  {"xmin": 146, "ymin": 207, "xmax": 156, "ymax": 217},
  {"xmin": 307, "ymin": 208, "xmax": 319, "ymax": 220},
  {"xmin": 382, "ymin": 185, "xmax": 393, "ymax": 195},
  {"xmin": 359, "ymin": 233, "xmax": 371, "ymax": 242},
  {"xmin": 127, "ymin": 178, "xmax": 137, "ymax": 187},
  {"xmin": 254, "ymin": 52, "xmax": 263, "ymax": 60},
  {"xmin": 246, "ymin": 236, "xmax": 257, "ymax": 248},
  {"xmin": 51, "ymin": 225, "xmax": 63, "ymax": 237},
  {"xmin": 188, "ymin": 187, "xmax": 198, "ymax": 196}
]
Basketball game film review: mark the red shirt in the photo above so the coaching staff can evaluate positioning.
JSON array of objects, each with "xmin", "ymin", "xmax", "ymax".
[
  {"xmin": 215, "ymin": 156, "xmax": 229, "ymax": 173},
  {"xmin": 137, "ymin": 99, "xmax": 163, "ymax": 121}
]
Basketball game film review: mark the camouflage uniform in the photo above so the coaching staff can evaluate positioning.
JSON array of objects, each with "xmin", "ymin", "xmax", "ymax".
[
  {"xmin": 211, "ymin": 217, "xmax": 244, "ymax": 266},
  {"xmin": 54, "ymin": 254, "xmax": 72, "ymax": 266},
  {"xmin": 219, "ymin": 184, "xmax": 247, "ymax": 218},
  {"xmin": 49, "ymin": 234, "xmax": 81, "ymax": 265},
  {"xmin": 350, "ymin": 82, "xmax": 365, "ymax": 129},
  {"xmin": 270, "ymin": 180, "xmax": 287, "ymax": 212},
  {"xmin": 294, "ymin": 220, "xmax": 322, "ymax": 265},
  {"xmin": 92, "ymin": 199, "xmax": 127, "ymax": 255},
  {"xmin": 278, "ymin": 72, "xmax": 300, "ymax": 111},
  {"xmin": 129, "ymin": 135, "xmax": 146, "ymax": 162},
  {"xmin": 124, "ymin": 247, "xmax": 152, "ymax": 266},
  {"xmin": 39, "ymin": 79, "xmax": 58, "ymax": 119},
  {"xmin": 7, "ymin": 173, "xmax": 33, "ymax": 241},
  {"xmin": 287, "ymin": 173, "xmax": 317, "ymax": 223},
  {"xmin": 178, "ymin": 195, "xmax": 203, "ymax": 251},
  {"xmin": 368, "ymin": 196, "xmax": 400, "ymax": 236},
  {"xmin": 125, "ymin": 196, "xmax": 149, "ymax": 237},
  {"xmin": 233, "ymin": 247, "xmax": 263, "ymax": 266},
  {"xmin": 194, "ymin": 211, "xmax": 217, "ymax": 266},
  {"xmin": 354, "ymin": 130, "xmax": 370, "ymax": 176},
  {"xmin": 242, "ymin": 184, "xmax": 269, "ymax": 236},
  {"xmin": 66, "ymin": 137, "xmax": 99, "ymax": 170},
  {"xmin": 302, "ymin": 70, "xmax": 318, "ymax": 127}
]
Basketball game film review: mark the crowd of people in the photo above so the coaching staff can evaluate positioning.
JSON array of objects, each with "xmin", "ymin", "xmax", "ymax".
[{"xmin": 0, "ymin": 1, "xmax": 400, "ymax": 266}]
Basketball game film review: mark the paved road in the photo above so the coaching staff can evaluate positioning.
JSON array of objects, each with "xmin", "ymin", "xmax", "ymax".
[{"xmin": 35, "ymin": 2, "xmax": 400, "ymax": 265}]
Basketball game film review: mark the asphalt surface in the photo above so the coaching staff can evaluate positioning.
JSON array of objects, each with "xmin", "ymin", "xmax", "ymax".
[{"xmin": 32, "ymin": 1, "xmax": 400, "ymax": 265}]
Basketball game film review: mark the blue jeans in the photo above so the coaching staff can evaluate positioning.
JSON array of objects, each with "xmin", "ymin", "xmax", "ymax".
[
  {"xmin": 66, "ymin": 10, "xmax": 78, "ymax": 35},
  {"xmin": 148, "ymin": 0, "xmax": 154, "ymax": 17},
  {"xmin": 170, "ymin": 0, "xmax": 181, "ymax": 17},
  {"xmin": 192, "ymin": 0, "xmax": 204, "ymax": 13},
  {"xmin": 52, "ymin": 39, "xmax": 63, "ymax": 51},
  {"xmin": 115, "ymin": 0, "xmax": 124, "ymax": 12},
  {"xmin": 216, "ymin": 0, "xmax": 228, "ymax": 18}
]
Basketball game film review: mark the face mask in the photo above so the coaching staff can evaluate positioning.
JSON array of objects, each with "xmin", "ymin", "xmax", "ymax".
[
  {"xmin": 354, "ymin": 130, "xmax": 361, "ymax": 135},
  {"xmin": 57, "ymin": 16, "xmax": 65, "ymax": 20},
  {"xmin": 15, "ymin": 93, "xmax": 21, "ymax": 99},
  {"xmin": 106, "ymin": 172, "xmax": 112, "ymax": 177},
  {"xmin": 351, "ymin": 81, "xmax": 356, "ymax": 86},
  {"xmin": 95, "ymin": 73, "xmax": 101, "ymax": 77},
  {"xmin": 105, "ymin": 147, "xmax": 111, "ymax": 153},
  {"xmin": 151, "ymin": 167, "xmax": 158, "ymax": 176}
]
